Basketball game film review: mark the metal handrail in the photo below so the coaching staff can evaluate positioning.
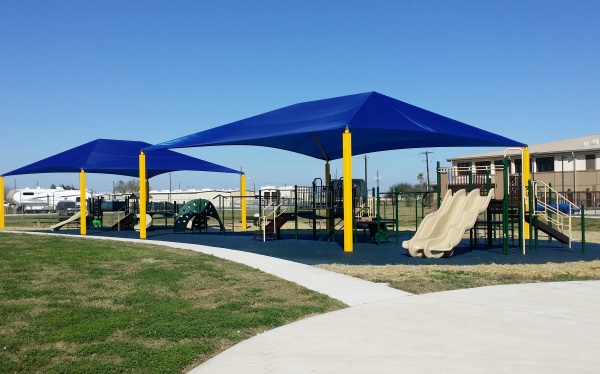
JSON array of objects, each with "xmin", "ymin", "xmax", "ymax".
[
  {"xmin": 113, "ymin": 205, "xmax": 131, "ymax": 231},
  {"xmin": 259, "ymin": 202, "xmax": 288, "ymax": 242},
  {"xmin": 532, "ymin": 180, "xmax": 577, "ymax": 245}
]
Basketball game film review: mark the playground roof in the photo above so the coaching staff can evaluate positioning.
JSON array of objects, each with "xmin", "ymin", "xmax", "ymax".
[
  {"xmin": 145, "ymin": 91, "xmax": 525, "ymax": 159},
  {"xmin": 2, "ymin": 139, "xmax": 242, "ymax": 178}
]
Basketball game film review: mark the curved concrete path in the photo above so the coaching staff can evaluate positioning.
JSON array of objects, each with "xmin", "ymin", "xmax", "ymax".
[
  {"xmin": 193, "ymin": 281, "xmax": 600, "ymax": 373},
  {"xmin": 7, "ymin": 232, "xmax": 600, "ymax": 372}
]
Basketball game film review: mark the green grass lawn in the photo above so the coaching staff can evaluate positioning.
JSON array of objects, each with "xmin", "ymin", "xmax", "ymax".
[{"xmin": 0, "ymin": 233, "xmax": 345, "ymax": 373}]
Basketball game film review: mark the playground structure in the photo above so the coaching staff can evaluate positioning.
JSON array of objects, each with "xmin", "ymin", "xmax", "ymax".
[
  {"xmin": 246, "ymin": 155, "xmax": 587, "ymax": 258},
  {"xmin": 427, "ymin": 157, "xmax": 586, "ymax": 257},
  {"xmin": 3, "ymin": 169, "xmax": 588, "ymax": 260},
  {"xmin": 173, "ymin": 199, "xmax": 225, "ymax": 233},
  {"xmin": 47, "ymin": 195, "xmax": 183, "ymax": 232},
  {"xmin": 34, "ymin": 153, "xmax": 588, "ymax": 259}
]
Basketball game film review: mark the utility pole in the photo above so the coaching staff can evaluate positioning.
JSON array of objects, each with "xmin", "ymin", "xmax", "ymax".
[
  {"xmin": 362, "ymin": 155, "xmax": 372, "ymax": 192},
  {"xmin": 420, "ymin": 151, "xmax": 433, "ymax": 190}
]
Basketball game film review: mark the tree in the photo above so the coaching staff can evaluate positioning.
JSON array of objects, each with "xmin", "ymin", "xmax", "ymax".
[
  {"xmin": 417, "ymin": 173, "xmax": 425, "ymax": 190},
  {"xmin": 387, "ymin": 182, "xmax": 417, "ymax": 207},
  {"xmin": 387, "ymin": 182, "xmax": 415, "ymax": 195},
  {"xmin": 113, "ymin": 179, "xmax": 143, "ymax": 194}
]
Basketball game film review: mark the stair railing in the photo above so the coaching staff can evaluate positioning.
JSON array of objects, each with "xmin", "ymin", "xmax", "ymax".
[
  {"xmin": 114, "ymin": 205, "xmax": 129, "ymax": 231},
  {"xmin": 260, "ymin": 202, "xmax": 287, "ymax": 242},
  {"xmin": 532, "ymin": 180, "xmax": 578, "ymax": 246}
]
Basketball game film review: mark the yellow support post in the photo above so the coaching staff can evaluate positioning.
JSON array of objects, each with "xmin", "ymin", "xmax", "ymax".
[
  {"xmin": 139, "ymin": 151, "xmax": 147, "ymax": 239},
  {"xmin": 342, "ymin": 129, "xmax": 353, "ymax": 252},
  {"xmin": 240, "ymin": 173, "xmax": 247, "ymax": 231},
  {"xmin": 79, "ymin": 169, "xmax": 87, "ymax": 235},
  {"xmin": 0, "ymin": 176, "xmax": 5, "ymax": 229},
  {"xmin": 325, "ymin": 161, "xmax": 331, "ymax": 231},
  {"xmin": 523, "ymin": 146, "xmax": 531, "ymax": 239}
]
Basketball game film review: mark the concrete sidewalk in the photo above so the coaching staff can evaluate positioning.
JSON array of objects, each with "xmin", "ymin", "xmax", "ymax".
[{"xmin": 192, "ymin": 281, "xmax": 600, "ymax": 373}]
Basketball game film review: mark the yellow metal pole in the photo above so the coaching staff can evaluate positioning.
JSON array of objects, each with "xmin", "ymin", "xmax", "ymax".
[
  {"xmin": 79, "ymin": 169, "xmax": 87, "ymax": 235},
  {"xmin": 0, "ymin": 176, "xmax": 5, "ymax": 229},
  {"xmin": 139, "ymin": 151, "xmax": 147, "ymax": 239},
  {"xmin": 325, "ymin": 161, "xmax": 331, "ymax": 231},
  {"xmin": 240, "ymin": 173, "xmax": 247, "ymax": 231},
  {"xmin": 342, "ymin": 129, "xmax": 353, "ymax": 252},
  {"xmin": 523, "ymin": 146, "xmax": 531, "ymax": 239}
]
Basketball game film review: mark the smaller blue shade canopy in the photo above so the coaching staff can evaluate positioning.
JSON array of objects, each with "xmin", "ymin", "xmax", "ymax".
[
  {"xmin": 145, "ymin": 91, "xmax": 525, "ymax": 160},
  {"xmin": 2, "ymin": 139, "xmax": 242, "ymax": 178}
]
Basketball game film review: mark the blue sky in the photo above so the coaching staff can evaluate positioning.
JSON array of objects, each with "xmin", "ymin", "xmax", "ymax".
[{"xmin": 1, "ymin": 0, "xmax": 598, "ymax": 193}]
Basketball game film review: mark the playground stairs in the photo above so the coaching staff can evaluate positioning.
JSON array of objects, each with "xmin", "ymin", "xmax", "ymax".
[
  {"xmin": 256, "ymin": 212, "xmax": 295, "ymax": 240},
  {"xmin": 524, "ymin": 215, "xmax": 570, "ymax": 245},
  {"xmin": 112, "ymin": 213, "xmax": 135, "ymax": 231},
  {"xmin": 529, "ymin": 181, "xmax": 579, "ymax": 247}
]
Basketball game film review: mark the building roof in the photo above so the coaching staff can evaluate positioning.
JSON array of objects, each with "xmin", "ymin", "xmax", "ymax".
[{"xmin": 447, "ymin": 134, "xmax": 600, "ymax": 162}]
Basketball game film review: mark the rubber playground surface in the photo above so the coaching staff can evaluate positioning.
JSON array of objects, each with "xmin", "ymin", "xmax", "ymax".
[{"xmin": 44, "ymin": 226, "xmax": 598, "ymax": 266}]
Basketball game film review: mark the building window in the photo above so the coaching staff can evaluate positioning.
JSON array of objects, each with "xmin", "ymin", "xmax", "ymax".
[
  {"xmin": 475, "ymin": 161, "xmax": 491, "ymax": 174},
  {"xmin": 536, "ymin": 157, "xmax": 554, "ymax": 172},
  {"xmin": 586, "ymin": 154, "xmax": 596, "ymax": 170},
  {"xmin": 457, "ymin": 162, "xmax": 469, "ymax": 175},
  {"xmin": 514, "ymin": 159, "xmax": 522, "ymax": 174}
]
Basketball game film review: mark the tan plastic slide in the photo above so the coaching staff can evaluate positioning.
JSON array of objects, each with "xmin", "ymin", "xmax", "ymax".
[
  {"xmin": 50, "ymin": 212, "xmax": 82, "ymax": 231},
  {"xmin": 134, "ymin": 214, "xmax": 153, "ymax": 231},
  {"xmin": 403, "ymin": 188, "xmax": 494, "ymax": 258},
  {"xmin": 402, "ymin": 189, "xmax": 462, "ymax": 257},
  {"xmin": 403, "ymin": 189, "xmax": 467, "ymax": 257}
]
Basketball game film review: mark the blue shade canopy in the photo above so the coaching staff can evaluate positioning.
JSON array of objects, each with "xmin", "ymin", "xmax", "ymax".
[
  {"xmin": 145, "ymin": 91, "xmax": 525, "ymax": 159},
  {"xmin": 2, "ymin": 139, "xmax": 242, "ymax": 178}
]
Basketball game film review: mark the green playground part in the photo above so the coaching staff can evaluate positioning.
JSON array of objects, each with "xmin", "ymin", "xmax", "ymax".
[{"xmin": 173, "ymin": 199, "xmax": 225, "ymax": 233}]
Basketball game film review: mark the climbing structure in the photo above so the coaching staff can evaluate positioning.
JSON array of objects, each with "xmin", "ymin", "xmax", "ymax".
[{"xmin": 173, "ymin": 199, "xmax": 225, "ymax": 233}]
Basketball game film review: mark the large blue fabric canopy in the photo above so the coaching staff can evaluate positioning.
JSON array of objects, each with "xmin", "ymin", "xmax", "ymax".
[
  {"xmin": 145, "ymin": 91, "xmax": 525, "ymax": 159},
  {"xmin": 2, "ymin": 139, "xmax": 242, "ymax": 178}
]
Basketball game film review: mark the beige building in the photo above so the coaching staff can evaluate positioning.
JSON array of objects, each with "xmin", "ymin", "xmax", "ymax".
[{"xmin": 447, "ymin": 134, "xmax": 600, "ymax": 209}]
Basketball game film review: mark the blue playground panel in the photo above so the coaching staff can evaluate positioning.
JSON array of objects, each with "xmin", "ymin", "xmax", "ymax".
[{"xmin": 536, "ymin": 203, "xmax": 580, "ymax": 214}]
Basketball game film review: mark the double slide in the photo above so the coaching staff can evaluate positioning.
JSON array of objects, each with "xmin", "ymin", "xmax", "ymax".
[{"xmin": 402, "ymin": 188, "xmax": 495, "ymax": 258}]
